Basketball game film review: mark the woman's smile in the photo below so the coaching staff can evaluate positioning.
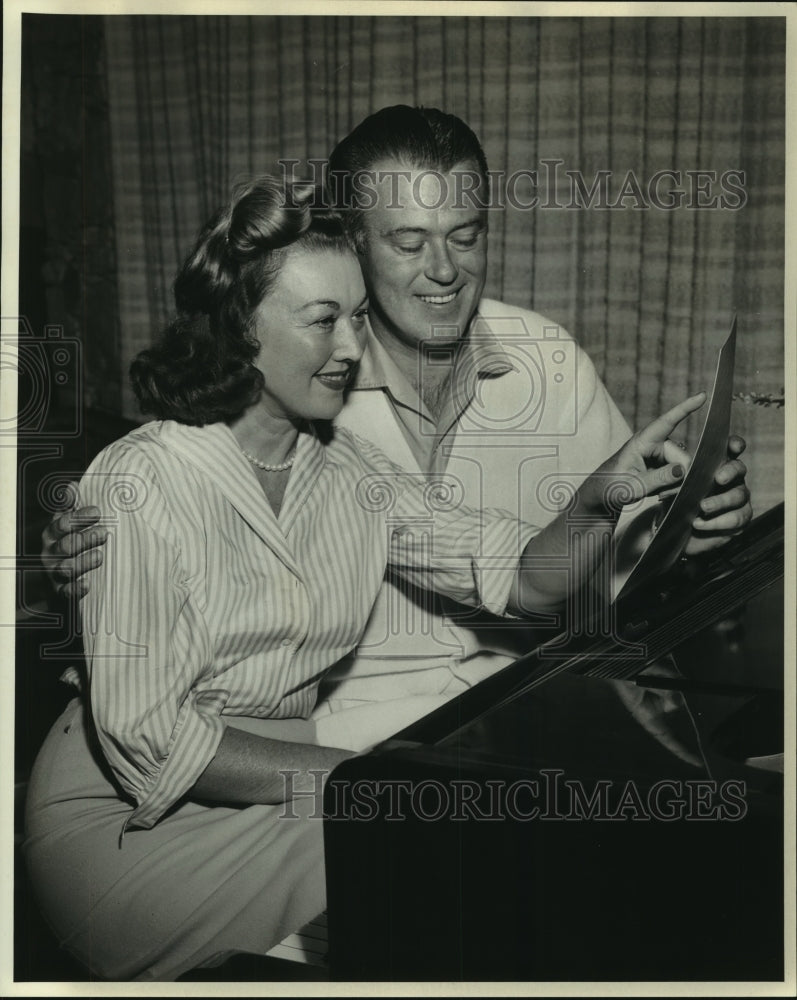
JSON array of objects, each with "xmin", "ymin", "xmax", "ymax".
[
  {"xmin": 249, "ymin": 247, "xmax": 368, "ymax": 423},
  {"xmin": 314, "ymin": 364, "xmax": 357, "ymax": 391}
]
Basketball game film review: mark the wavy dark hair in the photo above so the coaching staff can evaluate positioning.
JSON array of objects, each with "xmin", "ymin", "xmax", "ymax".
[
  {"xmin": 327, "ymin": 105, "xmax": 490, "ymax": 248},
  {"xmin": 131, "ymin": 176, "xmax": 353, "ymax": 425}
]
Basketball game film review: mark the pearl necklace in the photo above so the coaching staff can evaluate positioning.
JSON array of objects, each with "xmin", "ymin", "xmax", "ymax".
[{"xmin": 240, "ymin": 447, "xmax": 297, "ymax": 472}]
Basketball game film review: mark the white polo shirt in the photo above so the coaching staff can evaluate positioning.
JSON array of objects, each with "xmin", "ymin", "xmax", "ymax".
[{"xmin": 315, "ymin": 299, "xmax": 647, "ymax": 743}]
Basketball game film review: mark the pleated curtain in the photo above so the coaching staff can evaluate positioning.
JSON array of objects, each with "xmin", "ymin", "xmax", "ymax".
[{"xmin": 104, "ymin": 14, "xmax": 785, "ymax": 511}]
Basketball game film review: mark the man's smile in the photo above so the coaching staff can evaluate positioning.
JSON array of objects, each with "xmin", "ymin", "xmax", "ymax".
[{"xmin": 416, "ymin": 289, "xmax": 461, "ymax": 305}]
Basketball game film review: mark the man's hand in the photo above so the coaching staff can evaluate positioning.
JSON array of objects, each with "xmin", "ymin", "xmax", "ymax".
[
  {"xmin": 682, "ymin": 434, "xmax": 752, "ymax": 556},
  {"xmin": 41, "ymin": 490, "xmax": 108, "ymax": 599}
]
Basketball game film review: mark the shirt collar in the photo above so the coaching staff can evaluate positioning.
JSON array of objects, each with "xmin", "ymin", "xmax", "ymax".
[
  {"xmin": 153, "ymin": 421, "xmax": 325, "ymax": 570},
  {"xmin": 465, "ymin": 310, "xmax": 518, "ymax": 378},
  {"xmin": 350, "ymin": 308, "xmax": 516, "ymax": 398},
  {"xmin": 351, "ymin": 329, "xmax": 403, "ymax": 392}
]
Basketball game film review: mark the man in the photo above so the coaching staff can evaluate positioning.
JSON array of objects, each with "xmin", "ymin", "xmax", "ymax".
[{"xmin": 42, "ymin": 105, "xmax": 752, "ymax": 750}]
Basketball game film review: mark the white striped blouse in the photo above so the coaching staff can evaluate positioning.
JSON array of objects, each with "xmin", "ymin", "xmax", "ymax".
[{"xmin": 77, "ymin": 420, "xmax": 538, "ymax": 831}]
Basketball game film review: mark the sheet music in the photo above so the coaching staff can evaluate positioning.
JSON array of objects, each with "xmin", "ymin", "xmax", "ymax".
[{"xmin": 616, "ymin": 316, "xmax": 738, "ymax": 600}]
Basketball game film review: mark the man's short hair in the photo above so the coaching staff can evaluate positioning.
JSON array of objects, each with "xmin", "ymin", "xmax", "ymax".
[{"xmin": 327, "ymin": 105, "xmax": 490, "ymax": 244}]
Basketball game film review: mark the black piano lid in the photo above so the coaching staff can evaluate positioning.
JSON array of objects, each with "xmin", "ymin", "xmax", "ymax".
[
  {"xmin": 366, "ymin": 502, "xmax": 785, "ymax": 800},
  {"xmin": 324, "ymin": 504, "xmax": 786, "ymax": 983}
]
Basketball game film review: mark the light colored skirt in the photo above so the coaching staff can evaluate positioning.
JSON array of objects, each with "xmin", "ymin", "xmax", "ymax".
[{"xmin": 23, "ymin": 698, "xmax": 327, "ymax": 982}]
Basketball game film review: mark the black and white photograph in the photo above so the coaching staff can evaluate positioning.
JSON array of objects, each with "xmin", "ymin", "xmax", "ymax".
[{"xmin": 2, "ymin": 1, "xmax": 793, "ymax": 993}]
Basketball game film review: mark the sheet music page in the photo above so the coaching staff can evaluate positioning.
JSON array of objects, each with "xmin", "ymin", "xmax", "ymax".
[{"xmin": 616, "ymin": 316, "xmax": 738, "ymax": 601}]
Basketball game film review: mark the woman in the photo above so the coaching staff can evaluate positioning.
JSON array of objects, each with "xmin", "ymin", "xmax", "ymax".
[{"xmin": 23, "ymin": 176, "xmax": 702, "ymax": 981}]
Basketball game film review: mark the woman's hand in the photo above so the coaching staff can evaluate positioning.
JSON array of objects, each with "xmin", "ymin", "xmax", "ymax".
[
  {"xmin": 577, "ymin": 392, "xmax": 708, "ymax": 518},
  {"xmin": 579, "ymin": 392, "xmax": 753, "ymax": 553},
  {"xmin": 510, "ymin": 392, "xmax": 708, "ymax": 616}
]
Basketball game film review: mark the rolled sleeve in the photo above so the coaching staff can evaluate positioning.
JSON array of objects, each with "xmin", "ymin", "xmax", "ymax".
[
  {"xmin": 350, "ymin": 431, "xmax": 541, "ymax": 618},
  {"xmin": 79, "ymin": 444, "xmax": 228, "ymax": 832},
  {"xmin": 471, "ymin": 514, "xmax": 541, "ymax": 616},
  {"xmin": 125, "ymin": 688, "xmax": 228, "ymax": 831},
  {"xmin": 388, "ymin": 490, "xmax": 540, "ymax": 617}
]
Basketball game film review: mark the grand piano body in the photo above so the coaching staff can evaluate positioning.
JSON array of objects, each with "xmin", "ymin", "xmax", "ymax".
[{"xmin": 323, "ymin": 504, "xmax": 785, "ymax": 981}]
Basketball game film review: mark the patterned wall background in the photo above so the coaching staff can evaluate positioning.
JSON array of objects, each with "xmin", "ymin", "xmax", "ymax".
[{"xmin": 21, "ymin": 14, "xmax": 786, "ymax": 511}]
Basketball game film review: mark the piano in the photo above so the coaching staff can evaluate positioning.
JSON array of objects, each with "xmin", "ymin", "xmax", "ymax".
[{"xmin": 323, "ymin": 502, "xmax": 785, "ymax": 981}]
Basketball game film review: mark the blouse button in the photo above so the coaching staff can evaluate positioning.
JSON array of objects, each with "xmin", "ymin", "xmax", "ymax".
[{"xmin": 281, "ymin": 638, "xmax": 293, "ymax": 647}]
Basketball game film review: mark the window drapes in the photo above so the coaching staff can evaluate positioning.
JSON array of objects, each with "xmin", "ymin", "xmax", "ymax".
[{"xmin": 105, "ymin": 14, "xmax": 785, "ymax": 511}]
